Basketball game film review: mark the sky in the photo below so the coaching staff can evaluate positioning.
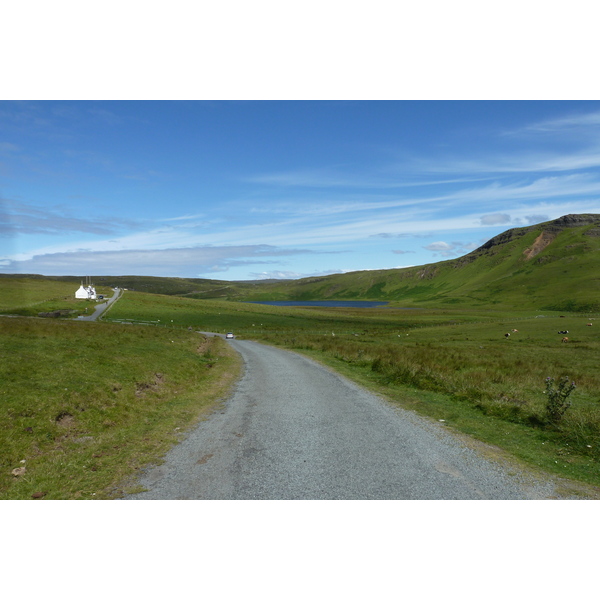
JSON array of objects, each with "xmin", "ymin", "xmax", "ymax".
[{"xmin": 2, "ymin": 100, "xmax": 600, "ymax": 281}]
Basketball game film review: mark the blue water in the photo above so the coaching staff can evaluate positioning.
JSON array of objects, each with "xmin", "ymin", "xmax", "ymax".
[{"xmin": 246, "ymin": 300, "xmax": 389, "ymax": 308}]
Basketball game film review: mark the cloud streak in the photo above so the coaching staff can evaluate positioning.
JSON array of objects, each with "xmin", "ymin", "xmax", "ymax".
[
  {"xmin": 423, "ymin": 240, "xmax": 479, "ymax": 258},
  {"xmin": 1, "ymin": 197, "xmax": 138, "ymax": 237},
  {"xmin": 505, "ymin": 110, "xmax": 600, "ymax": 136},
  {"xmin": 0, "ymin": 245, "xmax": 315, "ymax": 277}
]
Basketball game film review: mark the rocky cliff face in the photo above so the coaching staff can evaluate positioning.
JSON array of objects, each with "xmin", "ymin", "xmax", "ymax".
[
  {"xmin": 547, "ymin": 213, "xmax": 600, "ymax": 230},
  {"xmin": 467, "ymin": 214, "xmax": 600, "ymax": 259}
]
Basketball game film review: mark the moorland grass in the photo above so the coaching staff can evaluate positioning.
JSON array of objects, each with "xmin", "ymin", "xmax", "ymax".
[
  {"xmin": 3, "ymin": 283, "xmax": 600, "ymax": 495},
  {"xmin": 106, "ymin": 291, "xmax": 600, "ymax": 488},
  {"xmin": 0, "ymin": 316, "xmax": 241, "ymax": 499}
]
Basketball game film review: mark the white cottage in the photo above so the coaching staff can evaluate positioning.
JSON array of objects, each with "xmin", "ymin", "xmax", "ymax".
[
  {"xmin": 75, "ymin": 278, "xmax": 97, "ymax": 300},
  {"xmin": 75, "ymin": 284, "xmax": 88, "ymax": 299}
]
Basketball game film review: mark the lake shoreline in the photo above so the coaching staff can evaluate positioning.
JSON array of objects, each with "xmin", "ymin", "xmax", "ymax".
[{"xmin": 245, "ymin": 300, "xmax": 419, "ymax": 308}]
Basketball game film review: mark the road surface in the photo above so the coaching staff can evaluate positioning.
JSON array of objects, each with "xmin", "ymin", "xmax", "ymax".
[
  {"xmin": 124, "ymin": 336, "xmax": 562, "ymax": 500},
  {"xmin": 77, "ymin": 288, "xmax": 122, "ymax": 321}
]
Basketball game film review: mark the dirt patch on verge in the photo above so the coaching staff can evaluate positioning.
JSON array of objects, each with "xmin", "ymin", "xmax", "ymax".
[
  {"xmin": 196, "ymin": 334, "xmax": 210, "ymax": 355},
  {"xmin": 135, "ymin": 373, "xmax": 165, "ymax": 398},
  {"xmin": 55, "ymin": 412, "xmax": 75, "ymax": 427}
]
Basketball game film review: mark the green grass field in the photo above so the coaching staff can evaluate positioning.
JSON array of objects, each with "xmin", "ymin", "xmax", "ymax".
[
  {"xmin": 0, "ymin": 315, "xmax": 241, "ymax": 499},
  {"xmin": 3, "ymin": 276, "xmax": 600, "ymax": 496},
  {"xmin": 106, "ymin": 291, "xmax": 600, "ymax": 489},
  {"xmin": 0, "ymin": 276, "xmax": 113, "ymax": 317}
]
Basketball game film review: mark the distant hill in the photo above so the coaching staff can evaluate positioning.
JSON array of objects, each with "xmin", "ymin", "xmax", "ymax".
[
  {"xmin": 2, "ymin": 214, "xmax": 599, "ymax": 312},
  {"xmin": 0, "ymin": 274, "xmax": 251, "ymax": 299}
]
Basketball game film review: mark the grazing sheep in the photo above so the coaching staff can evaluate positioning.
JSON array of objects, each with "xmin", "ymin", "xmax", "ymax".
[{"xmin": 562, "ymin": 337, "xmax": 569, "ymax": 343}]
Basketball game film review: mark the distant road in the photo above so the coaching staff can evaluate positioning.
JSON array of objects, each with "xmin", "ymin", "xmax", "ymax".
[
  {"xmin": 125, "ymin": 336, "xmax": 562, "ymax": 500},
  {"xmin": 78, "ymin": 288, "xmax": 122, "ymax": 321}
]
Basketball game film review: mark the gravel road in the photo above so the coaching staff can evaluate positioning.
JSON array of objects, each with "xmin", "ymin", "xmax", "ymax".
[{"xmin": 124, "ymin": 337, "xmax": 564, "ymax": 500}]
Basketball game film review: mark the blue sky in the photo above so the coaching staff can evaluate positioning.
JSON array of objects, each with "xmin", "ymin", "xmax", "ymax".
[{"xmin": 2, "ymin": 100, "xmax": 600, "ymax": 280}]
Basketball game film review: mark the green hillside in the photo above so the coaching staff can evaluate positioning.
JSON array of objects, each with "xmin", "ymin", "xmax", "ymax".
[{"xmin": 230, "ymin": 214, "xmax": 600, "ymax": 311}]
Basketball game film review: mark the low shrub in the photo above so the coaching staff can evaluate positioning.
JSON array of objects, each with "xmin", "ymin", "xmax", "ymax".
[{"xmin": 544, "ymin": 375, "xmax": 576, "ymax": 424}]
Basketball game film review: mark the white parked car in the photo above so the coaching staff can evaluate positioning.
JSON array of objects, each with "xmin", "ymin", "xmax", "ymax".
[{"xmin": 225, "ymin": 332, "xmax": 234, "ymax": 339}]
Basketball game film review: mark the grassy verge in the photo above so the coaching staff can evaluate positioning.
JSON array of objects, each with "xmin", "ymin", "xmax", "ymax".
[{"xmin": 0, "ymin": 317, "xmax": 242, "ymax": 499}]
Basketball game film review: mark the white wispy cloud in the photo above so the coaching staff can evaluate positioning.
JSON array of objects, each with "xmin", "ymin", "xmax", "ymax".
[
  {"xmin": 0, "ymin": 245, "xmax": 315, "ymax": 277},
  {"xmin": 410, "ymin": 150, "xmax": 600, "ymax": 176},
  {"xmin": 1, "ymin": 197, "xmax": 137, "ymax": 237},
  {"xmin": 246, "ymin": 168, "xmax": 358, "ymax": 188},
  {"xmin": 248, "ymin": 268, "xmax": 347, "ymax": 280},
  {"xmin": 505, "ymin": 110, "xmax": 600, "ymax": 136},
  {"xmin": 479, "ymin": 213, "xmax": 549, "ymax": 226},
  {"xmin": 161, "ymin": 213, "xmax": 207, "ymax": 222},
  {"xmin": 246, "ymin": 167, "xmax": 493, "ymax": 190},
  {"xmin": 423, "ymin": 240, "xmax": 479, "ymax": 257},
  {"xmin": 7, "ymin": 195, "xmax": 597, "ymax": 265},
  {"xmin": 479, "ymin": 213, "xmax": 511, "ymax": 225},
  {"xmin": 234, "ymin": 178, "xmax": 600, "ymax": 248}
]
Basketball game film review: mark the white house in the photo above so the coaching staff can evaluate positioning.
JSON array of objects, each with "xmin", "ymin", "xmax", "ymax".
[
  {"xmin": 75, "ymin": 284, "xmax": 89, "ymax": 299},
  {"xmin": 75, "ymin": 278, "xmax": 97, "ymax": 300}
]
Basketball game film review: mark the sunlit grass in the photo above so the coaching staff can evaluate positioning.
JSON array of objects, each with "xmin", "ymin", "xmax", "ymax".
[
  {"xmin": 0, "ymin": 277, "xmax": 112, "ymax": 317},
  {"xmin": 0, "ymin": 317, "xmax": 241, "ymax": 499},
  {"xmin": 106, "ymin": 291, "xmax": 600, "ymax": 487},
  {"xmin": 4, "ymin": 283, "xmax": 600, "ymax": 495}
]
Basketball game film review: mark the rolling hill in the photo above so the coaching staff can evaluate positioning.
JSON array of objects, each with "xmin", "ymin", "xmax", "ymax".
[
  {"xmin": 244, "ymin": 213, "xmax": 600, "ymax": 311},
  {"xmin": 2, "ymin": 214, "xmax": 599, "ymax": 312}
]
